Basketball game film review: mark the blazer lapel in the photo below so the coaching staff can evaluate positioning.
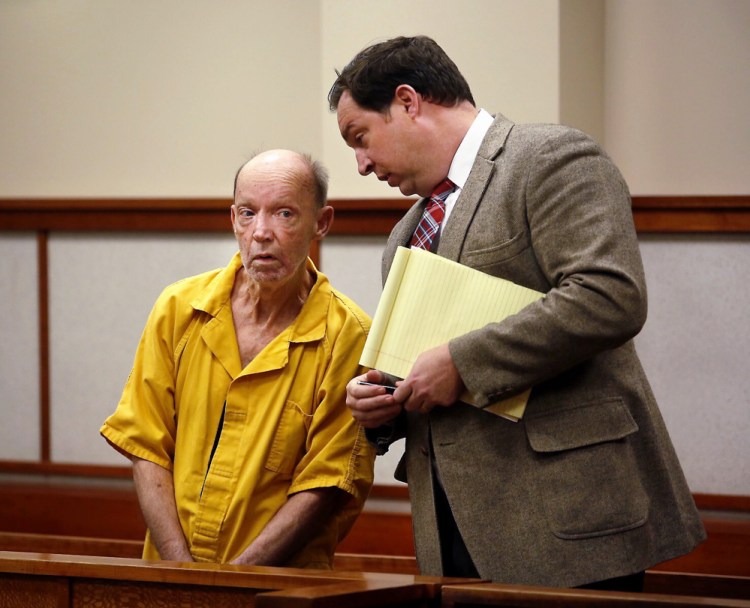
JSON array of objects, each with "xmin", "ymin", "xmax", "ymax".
[{"xmin": 437, "ymin": 114, "xmax": 515, "ymax": 262}]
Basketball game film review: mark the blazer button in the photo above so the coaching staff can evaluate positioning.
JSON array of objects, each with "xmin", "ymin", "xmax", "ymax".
[{"xmin": 420, "ymin": 446, "xmax": 429, "ymax": 456}]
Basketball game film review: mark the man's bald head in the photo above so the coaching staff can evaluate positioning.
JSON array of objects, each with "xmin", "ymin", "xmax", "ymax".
[{"xmin": 233, "ymin": 150, "xmax": 329, "ymax": 208}]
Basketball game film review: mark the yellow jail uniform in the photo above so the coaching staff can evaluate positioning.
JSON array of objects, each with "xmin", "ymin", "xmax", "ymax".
[{"xmin": 101, "ymin": 253, "xmax": 375, "ymax": 566}]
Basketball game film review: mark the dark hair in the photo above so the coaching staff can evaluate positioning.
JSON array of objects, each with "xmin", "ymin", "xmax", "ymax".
[
  {"xmin": 328, "ymin": 35, "xmax": 475, "ymax": 113},
  {"xmin": 233, "ymin": 151, "xmax": 329, "ymax": 208}
]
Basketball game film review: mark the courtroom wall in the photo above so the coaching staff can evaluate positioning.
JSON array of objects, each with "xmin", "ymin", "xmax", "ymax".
[{"xmin": 0, "ymin": 0, "xmax": 748, "ymax": 496}]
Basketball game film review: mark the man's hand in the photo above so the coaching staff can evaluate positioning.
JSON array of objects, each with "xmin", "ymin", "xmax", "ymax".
[
  {"xmin": 230, "ymin": 488, "xmax": 345, "ymax": 566},
  {"xmin": 397, "ymin": 344, "xmax": 464, "ymax": 414},
  {"xmin": 346, "ymin": 369, "xmax": 403, "ymax": 428}
]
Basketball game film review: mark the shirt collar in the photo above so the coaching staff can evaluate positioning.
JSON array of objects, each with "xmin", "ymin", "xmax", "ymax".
[
  {"xmin": 447, "ymin": 108, "xmax": 495, "ymax": 190},
  {"xmin": 192, "ymin": 252, "xmax": 330, "ymax": 344}
]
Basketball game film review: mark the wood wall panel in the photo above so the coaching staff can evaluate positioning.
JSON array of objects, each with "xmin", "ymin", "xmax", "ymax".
[
  {"xmin": 0, "ymin": 482, "xmax": 748, "ymax": 577},
  {"xmin": 0, "ymin": 573, "xmax": 68, "ymax": 608},
  {"xmin": 2, "ymin": 196, "xmax": 749, "ymax": 234}
]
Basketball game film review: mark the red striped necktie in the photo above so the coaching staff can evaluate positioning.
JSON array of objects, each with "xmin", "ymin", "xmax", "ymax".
[{"xmin": 410, "ymin": 178, "xmax": 455, "ymax": 251}]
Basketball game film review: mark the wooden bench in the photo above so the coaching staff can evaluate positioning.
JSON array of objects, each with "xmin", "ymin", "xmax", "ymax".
[
  {"xmin": 3, "ymin": 550, "xmax": 749, "ymax": 608},
  {"xmin": 441, "ymin": 582, "xmax": 750, "ymax": 608},
  {"xmin": 644, "ymin": 571, "xmax": 750, "ymax": 601},
  {"xmin": 0, "ymin": 550, "xmax": 463, "ymax": 608},
  {"xmin": 3, "ymin": 532, "xmax": 749, "ymax": 602}
]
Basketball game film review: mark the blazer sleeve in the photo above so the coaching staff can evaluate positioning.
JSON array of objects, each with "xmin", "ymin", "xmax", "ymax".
[{"xmin": 449, "ymin": 127, "xmax": 648, "ymax": 406}]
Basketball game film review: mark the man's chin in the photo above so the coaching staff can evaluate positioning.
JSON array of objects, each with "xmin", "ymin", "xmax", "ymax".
[{"xmin": 396, "ymin": 183, "xmax": 416, "ymax": 197}]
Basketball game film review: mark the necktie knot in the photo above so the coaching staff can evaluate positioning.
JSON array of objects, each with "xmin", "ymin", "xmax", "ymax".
[
  {"xmin": 410, "ymin": 178, "xmax": 456, "ymax": 251},
  {"xmin": 430, "ymin": 178, "xmax": 455, "ymax": 202}
]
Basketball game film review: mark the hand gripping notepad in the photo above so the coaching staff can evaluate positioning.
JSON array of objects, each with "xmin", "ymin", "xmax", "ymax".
[{"xmin": 360, "ymin": 246, "xmax": 544, "ymax": 421}]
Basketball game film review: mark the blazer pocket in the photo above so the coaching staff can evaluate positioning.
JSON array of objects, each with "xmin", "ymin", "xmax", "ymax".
[
  {"xmin": 461, "ymin": 231, "xmax": 530, "ymax": 271},
  {"xmin": 525, "ymin": 398, "xmax": 649, "ymax": 540},
  {"xmin": 265, "ymin": 401, "xmax": 311, "ymax": 477}
]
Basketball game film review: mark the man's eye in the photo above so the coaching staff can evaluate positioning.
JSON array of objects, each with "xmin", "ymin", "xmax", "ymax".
[
  {"xmin": 238, "ymin": 208, "xmax": 255, "ymax": 219},
  {"xmin": 279, "ymin": 210, "xmax": 293, "ymax": 218}
]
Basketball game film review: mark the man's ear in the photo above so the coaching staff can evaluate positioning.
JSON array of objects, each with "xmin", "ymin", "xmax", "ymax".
[
  {"xmin": 230, "ymin": 205, "xmax": 238, "ymax": 233},
  {"xmin": 314, "ymin": 205, "xmax": 334, "ymax": 240},
  {"xmin": 393, "ymin": 84, "xmax": 421, "ymax": 118}
]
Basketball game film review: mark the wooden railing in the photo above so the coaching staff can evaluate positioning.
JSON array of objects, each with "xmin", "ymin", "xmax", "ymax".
[
  {"xmin": 1, "ymin": 549, "xmax": 749, "ymax": 608},
  {"xmin": 0, "ymin": 550, "xmax": 453, "ymax": 608},
  {"xmin": 441, "ymin": 581, "xmax": 750, "ymax": 607},
  {"xmin": 3, "ymin": 530, "xmax": 750, "ymax": 600}
]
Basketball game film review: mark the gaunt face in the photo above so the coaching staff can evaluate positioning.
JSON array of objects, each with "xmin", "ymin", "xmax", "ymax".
[
  {"xmin": 336, "ymin": 90, "xmax": 435, "ymax": 197},
  {"xmin": 231, "ymin": 151, "xmax": 329, "ymax": 287}
]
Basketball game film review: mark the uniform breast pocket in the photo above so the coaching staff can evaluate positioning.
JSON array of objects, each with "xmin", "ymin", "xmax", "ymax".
[
  {"xmin": 525, "ymin": 398, "xmax": 649, "ymax": 540},
  {"xmin": 265, "ymin": 401, "xmax": 313, "ymax": 477}
]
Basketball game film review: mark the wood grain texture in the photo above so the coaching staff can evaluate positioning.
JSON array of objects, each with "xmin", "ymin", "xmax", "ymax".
[
  {"xmin": 0, "ymin": 573, "xmax": 68, "ymax": 608},
  {"xmin": 441, "ymin": 582, "xmax": 750, "ymax": 608}
]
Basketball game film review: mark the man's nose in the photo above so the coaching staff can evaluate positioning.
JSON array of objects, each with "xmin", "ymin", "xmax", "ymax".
[
  {"xmin": 355, "ymin": 149, "xmax": 373, "ymax": 176},
  {"xmin": 252, "ymin": 215, "xmax": 273, "ymax": 241}
]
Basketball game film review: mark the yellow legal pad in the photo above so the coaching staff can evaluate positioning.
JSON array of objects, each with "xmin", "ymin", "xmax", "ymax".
[{"xmin": 360, "ymin": 246, "xmax": 544, "ymax": 421}]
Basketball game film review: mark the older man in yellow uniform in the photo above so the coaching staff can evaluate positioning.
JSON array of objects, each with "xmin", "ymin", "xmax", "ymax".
[{"xmin": 101, "ymin": 149, "xmax": 374, "ymax": 568}]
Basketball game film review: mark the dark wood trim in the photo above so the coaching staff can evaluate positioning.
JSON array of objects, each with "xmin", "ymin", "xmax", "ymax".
[
  {"xmin": 694, "ymin": 493, "xmax": 750, "ymax": 513},
  {"xmin": 0, "ymin": 199, "xmax": 234, "ymax": 232},
  {"xmin": 368, "ymin": 484, "xmax": 409, "ymax": 500},
  {"xmin": 632, "ymin": 196, "xmax": 750, "ymax": 233},
  {"xmin": 0, "ymin": 461, "xmax": 134, "ymax": 479},
  {"xmin": 2, "ymin": 196, "xmax": 749, "ymax": 234},
  {"xmin": 36, "ymin": 233, "xmax": 50, "ymax": 462}
]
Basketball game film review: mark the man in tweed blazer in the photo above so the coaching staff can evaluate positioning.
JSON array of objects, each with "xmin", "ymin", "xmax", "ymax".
[{"xmin": 329, "ymin": 35, "xmax": 705, "ymax": 589}]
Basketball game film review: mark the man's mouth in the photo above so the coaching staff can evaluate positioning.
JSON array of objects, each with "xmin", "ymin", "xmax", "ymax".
[
  {"xmin": 252, "ymin": 253, "xmax": 276, "ymax": 264},
  {"xmin": 379, "ymin": 174, "xmax": 399, "ymax": 187}
]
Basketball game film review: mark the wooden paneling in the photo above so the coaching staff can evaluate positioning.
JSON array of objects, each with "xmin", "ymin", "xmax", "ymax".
[
  {"xmin": 0, "ymin": 532, "xmax": 144, "ymax": 559},
  {"xmin": 2, "ymin": 196, "xmax": 749, "ymax": 234},
  {"xmin": 0, "ymin": 483, "xmax": 145, "ymax": 540},
  {"xmin": 644, "ymin": 571, "xmax": 750, "ymax": 601},
  {"xmin": 0, "ymin": 551, "xmax": 454, "ymax": 608},
  {"xmin": 1, "ymin": 482, "xmax": 749, "ymax": 578},
  {"xmin": 0, "ymin": 573, "xmax": 68, "ymax": 608},
  {"xmin": 652, "ymin": 518, "xmax": 750, "ymax": 578},
  {"xmin": 441, "ymin": 581, "xmax": 750, "ymax": 608},
  {"xmin": 4, "ymin": 533, "xmax": 750, "ymax": 602},
  {"xmin": 631, "ymin": 196, "xmax": 750, "ymax": 233},
  {"xmin": 337, "ymin": 511, "xmax": 415, "ymax": 556}
]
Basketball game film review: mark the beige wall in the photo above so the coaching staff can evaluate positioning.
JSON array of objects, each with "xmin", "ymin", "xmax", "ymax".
[
  {"xmin": 0, "ymin": 0, "xmax": 748, "ymax": 494},
  {"xmin": 604, "ymin": 0, "xmax": 750, "ymax": 194},
  {"xmin": 0, "ymin": 0, "xmax": 322, "ymax": 197}
]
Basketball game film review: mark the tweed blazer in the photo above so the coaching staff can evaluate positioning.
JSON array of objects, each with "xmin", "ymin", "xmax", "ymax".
[{"xmin": 380, "ymin": 113, "xmax": 705, "ymax": 587}]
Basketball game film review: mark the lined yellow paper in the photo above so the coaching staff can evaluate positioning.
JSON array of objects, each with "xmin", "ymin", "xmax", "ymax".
[{"xmin": 360, "ymin": 246, "xmax": 544, "ymax": 421}]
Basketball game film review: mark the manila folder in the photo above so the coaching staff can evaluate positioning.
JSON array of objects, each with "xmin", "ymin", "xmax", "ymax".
[{"xmin": 360, "ymin": 246, "xmax": 544, "ymax": 421}]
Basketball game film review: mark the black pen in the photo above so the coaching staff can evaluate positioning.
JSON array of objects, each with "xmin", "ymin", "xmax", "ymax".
[{"xmin": 356, "ymin": 380, "xmax": 397, "ymax": 395}]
